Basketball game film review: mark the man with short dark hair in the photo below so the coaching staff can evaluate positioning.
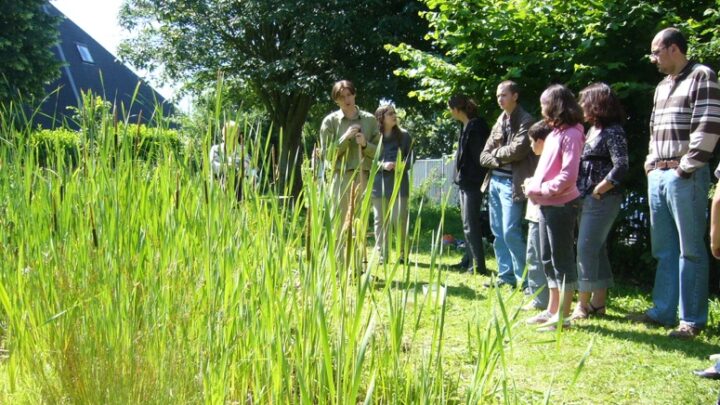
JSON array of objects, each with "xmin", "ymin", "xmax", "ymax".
[
  {"xmin": 479, "ymin": 80, "xmax": 535, "ymax": 288},
  {"xmin": 636, "ymin": 28, "xmax": 720, "ymax": 339}
]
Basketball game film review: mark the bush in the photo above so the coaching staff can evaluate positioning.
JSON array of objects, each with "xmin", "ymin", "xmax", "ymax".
[
  {"xmin": 119, "ymin": 123, "xmax": 181, "ymax": 162},
  {"xmin": 31, "ymin": 128, "xmax": 81, "ymax": 168}
]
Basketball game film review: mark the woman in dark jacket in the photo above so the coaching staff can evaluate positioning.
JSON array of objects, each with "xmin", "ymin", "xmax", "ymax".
[{"xmin": 449, "ymin": 94, "xmax": 491, "ymax": 274}]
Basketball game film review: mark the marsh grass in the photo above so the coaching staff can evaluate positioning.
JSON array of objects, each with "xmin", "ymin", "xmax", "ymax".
[
  {"xmin": 2, "ymin": 92, "xmax": 719, "ymax": 404},
  {"xmin": 0, "ymin": 92, "xmax": 542, "ymax": 404}
]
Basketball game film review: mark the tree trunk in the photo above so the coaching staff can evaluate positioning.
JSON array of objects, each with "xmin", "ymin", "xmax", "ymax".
[{"xmin": 267, "ymin": 91, "xmax": 313, "ymax": 196}]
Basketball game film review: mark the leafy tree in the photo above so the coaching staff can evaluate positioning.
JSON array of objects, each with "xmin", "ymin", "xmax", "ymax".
[
  {"xmin": 0, "ymin": 1, "xmax": 61, "ymax": 103},
  {"xmin": 119, "ymin": 0, "xmax": 428, "ymax": 193},
  {"xmin": 387, "ymin": 0, "xmax": 719, "ymax": 277}
]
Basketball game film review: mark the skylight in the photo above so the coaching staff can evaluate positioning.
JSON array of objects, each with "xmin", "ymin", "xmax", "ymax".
[{"xmin": 76, "ymin": 43, "xmax": 94, "ymax": 63}]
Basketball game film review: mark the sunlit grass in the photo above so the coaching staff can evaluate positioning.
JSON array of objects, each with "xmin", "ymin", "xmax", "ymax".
[{"xmin": 0, "ymin": 94, "xmax": 717, "ymax": 404}]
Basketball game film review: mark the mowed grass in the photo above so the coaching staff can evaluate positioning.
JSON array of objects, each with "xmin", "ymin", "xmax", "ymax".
[
  {"xmin": 403, "ymin": 204, "xmax": 720, "ymax": 404},
  {"xmin": 0, "ymin": 113, "xmax": 717, "ymax": 403}
]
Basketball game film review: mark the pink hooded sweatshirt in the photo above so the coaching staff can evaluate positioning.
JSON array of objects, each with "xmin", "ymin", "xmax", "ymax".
[{"xmin": 525, "ymin": 123, "xmax": 584, "ymax": 206}]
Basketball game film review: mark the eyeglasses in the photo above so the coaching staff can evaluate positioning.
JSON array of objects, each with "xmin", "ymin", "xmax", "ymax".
[{"xmin": 649, "ymin": 46, "xmax": 666, "ymax": 59}]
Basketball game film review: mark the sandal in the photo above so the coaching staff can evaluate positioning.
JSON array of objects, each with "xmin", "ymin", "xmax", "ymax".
[
  {"xmin": 588, "ymin": 303, "xmax": 606, "ymax": 316},
  {"xmin": 569, "ymin": 304, "xmax": 590, "ymax": 321}
]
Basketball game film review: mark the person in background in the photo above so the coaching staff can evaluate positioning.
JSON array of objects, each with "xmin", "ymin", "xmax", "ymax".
[
  {"xmin": 448, "ymin": 94, "xmax": 491, "ymax": 275},
  {"xmin": 570, "ymin": 83, "xmax": 629, "ymax": 320},
  {"xmin": 479, "ymin": 80, "xmax": 535, "ymax": 288},
  {"xmin": 372, "ymin": 105, "xmax": 413, "ymax": 264},
  {"xmin": 210, "ymin": 120, "xmax": 252, "ymax": 201},
  {"xmin": 524, "ymin": 84, "xmax": 584, "ymax": 332},
  {"xmin": 521, "ymin": 120, "xmax": 552, "ymax": 311}
]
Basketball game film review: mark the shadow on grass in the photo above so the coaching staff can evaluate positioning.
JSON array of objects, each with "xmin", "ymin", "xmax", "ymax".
[
  {"xmin": 576, "ymin": 322, "xmax": 717, "ymax": 360},
  {"xmin": 372, "ymin": 278, "xmax": 484, "ymax": 300}
]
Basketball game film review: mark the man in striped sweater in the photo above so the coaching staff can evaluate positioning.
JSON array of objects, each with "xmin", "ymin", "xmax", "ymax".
[{"xmin": 637, "ymin": 28, "xmax": 720, "ymax": 339}]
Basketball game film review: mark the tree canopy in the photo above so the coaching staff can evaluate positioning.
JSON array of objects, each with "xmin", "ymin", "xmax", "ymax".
[
  {"xmin": 387, "ymin": 0, "xmax": 720, "ymax": 276},
  {"xmin": 119, "ymin": 0, "xmax": 428, "ymax": 192},
  {"xmin": 0, "ymin": 1, "xmax": 61, "ymax": 104}
]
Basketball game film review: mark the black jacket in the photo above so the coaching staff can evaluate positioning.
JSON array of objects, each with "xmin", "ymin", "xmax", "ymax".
[{"xmin": 454, "ymin": 117, "xmax": 490, "ymax": 189}]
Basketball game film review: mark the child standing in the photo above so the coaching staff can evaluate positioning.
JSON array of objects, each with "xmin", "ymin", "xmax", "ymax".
[
  {"xmin": 524, "ymin": 85, "xmax": 585, "ymax": 331},
  {"xmin": 522, "ymin": 121, "xmax": 552, "ymax": 311}
]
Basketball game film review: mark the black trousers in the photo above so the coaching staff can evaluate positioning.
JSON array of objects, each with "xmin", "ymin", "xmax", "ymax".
[{"xmin": 459, "ymin": 187, "xmax": 487, "ymax": 273}]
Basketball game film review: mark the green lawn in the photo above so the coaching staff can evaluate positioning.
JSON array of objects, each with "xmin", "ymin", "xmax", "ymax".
[{"xmin": 391, "ymin": 203, "xmax": 720, "ymax": 404}]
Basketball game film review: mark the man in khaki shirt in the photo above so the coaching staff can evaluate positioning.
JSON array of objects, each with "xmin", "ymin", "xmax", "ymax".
[{"xmin": 319, "ymin": 80, "xmax": 380, "ymax": 232}]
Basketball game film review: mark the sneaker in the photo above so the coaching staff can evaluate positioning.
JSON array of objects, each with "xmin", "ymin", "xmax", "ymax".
[
  {"xmin": 537, "ymin": 317, "xmax": 571, "ymax": 332},
  {"xmin": 525, "ymin": 310, "xmax": 553, "ymax": 325},
  {"xmin": 484, "ymin": 280, "xmax": 514, "ymax": 289},
  {"xmin": 668, "ymin": 323, "xmax": 701, "ymax": 340}
]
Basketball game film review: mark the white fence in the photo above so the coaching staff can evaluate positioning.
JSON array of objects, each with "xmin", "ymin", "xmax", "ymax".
[{"xmin": 411, "ymin": 154, "xmax": 459, "ymax": 205}]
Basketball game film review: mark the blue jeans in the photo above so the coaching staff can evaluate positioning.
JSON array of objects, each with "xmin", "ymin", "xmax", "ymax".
[
  {"xmin": 488, "ymin": 175, "xmax": 526, "ymax": 286},
  {"xmin": 526, "ymin": 221, "xmax": 548, "ymax": 308},
  {"xmin": 576, "ymin": 193, "xmax": 622, "ymax": 292},
  {"xmin": 646, "ymin": 167, "xmax": 709, "ymax": 328}
]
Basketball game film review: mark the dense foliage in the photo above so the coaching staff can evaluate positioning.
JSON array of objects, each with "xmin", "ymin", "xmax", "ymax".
[
  {"xmin": 118, "ymin": 0, "xmax": 429, "ymax": 193},
  {"xmin": 0, "ymin": 1, "xmax": 62, "ymax": 103},
  {"xmin": 387, "ymin": 0, "xmax": 720, "ymax": 278}
]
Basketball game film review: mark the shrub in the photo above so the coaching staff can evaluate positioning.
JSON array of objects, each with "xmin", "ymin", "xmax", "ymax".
[
  {"xmin": 30, "ymin": 128, "xmax": 81, "ymax": 168},
  {"xmin": 119, "ymin": 123, "xmax": 181, "ymax": 162}
]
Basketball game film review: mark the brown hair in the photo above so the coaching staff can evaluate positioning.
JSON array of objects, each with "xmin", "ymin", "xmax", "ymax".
[
  {"xmin": 331, "ymin": 80, "xmax": 356, "ymax": 101},
  {"xmin": 540, "ymin": 84, "xmax": 583, "ymax": 128},
  {"xmin": 375, "ymin": 105, "xmax": 404, "ymax": 142},
  {"xmin": 528, "ymin": 120, "xmax": 552, "ymax": 141},
  {"xmin": 447, "ymin": 94, "xmax": 478, "ymax": 119},
  {"xmin": 498, "ymin": 80, "xmax": 520, "ymax": 97},
  {"xmin": 579, "ymin": 83, "xmax": 626, "ymax": 127}
]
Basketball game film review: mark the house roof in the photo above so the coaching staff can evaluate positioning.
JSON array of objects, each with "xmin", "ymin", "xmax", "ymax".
[{"xmin": 35, "ymin": 3, "xmax": 173, "ymax": 129}]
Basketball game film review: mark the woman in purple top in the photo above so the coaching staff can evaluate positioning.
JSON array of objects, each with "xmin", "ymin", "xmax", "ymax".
[
  {"xmin": 571, "ymin": 83, "xmax": 629, "ymax": 320},
  {"xmin": 524, "ymin": 84, "xmax": 585, "ymax": 331}
]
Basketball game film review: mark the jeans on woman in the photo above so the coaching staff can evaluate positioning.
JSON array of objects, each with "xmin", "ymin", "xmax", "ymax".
[
  {"xmin": 539, "ymin": 198, "xmax": 580, "ymax": 292},
  {"xmin": 576, "ymin": 193, "xmax": 622, "ymax": 292}
]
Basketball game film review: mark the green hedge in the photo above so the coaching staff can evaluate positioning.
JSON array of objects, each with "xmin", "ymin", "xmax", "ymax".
[
  {"xmin": 120, "ymin": 124, "xmax": 181, "ymax": 161},
  {"xmin": 31, "ymin": 128, "xmax": 81, "ymax": 168}
]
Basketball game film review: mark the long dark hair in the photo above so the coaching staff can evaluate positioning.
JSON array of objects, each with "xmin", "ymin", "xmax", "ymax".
[
  {"xmin": 375, "ymin": 105, "xmax": 404, "ymax": 143},
  {"xmin": 578, "ymin": 83, "xmax": 626, "ymax": 127},
  {"xmin": 540, "ymin": 84, "xmax": 583, "ymax": 128},
  {"xmin": 448, "ymin": 94, "xmax": 478, "ymax": 119}
]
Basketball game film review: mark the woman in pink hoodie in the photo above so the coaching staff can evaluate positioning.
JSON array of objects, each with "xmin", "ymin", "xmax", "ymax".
[{"xmin": 524, "ymin": 84, "xmax": 585, "ymax": 331}]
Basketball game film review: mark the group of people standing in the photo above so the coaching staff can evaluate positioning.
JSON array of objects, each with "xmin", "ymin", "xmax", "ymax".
[
  {"xmin": 318, "ymin": 27, "xmax": 720, "ymax": 340},
  {"xmin": 452, "ymin": 27, "xmax": 720, "ymax": 337},
  {"xmin": 449, "ymin": 81, "xmax": 627, "ymax": 332}
]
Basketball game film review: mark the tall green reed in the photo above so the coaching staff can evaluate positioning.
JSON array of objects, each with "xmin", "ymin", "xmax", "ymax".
[{"xmin": 0, "ymin": 87, "xmax": 564, "ymax": 403}]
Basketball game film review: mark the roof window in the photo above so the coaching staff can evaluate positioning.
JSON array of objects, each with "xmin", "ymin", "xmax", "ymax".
[{"xmin": 76, "ymin": 43, "xmax": 94, "ymax": 63}]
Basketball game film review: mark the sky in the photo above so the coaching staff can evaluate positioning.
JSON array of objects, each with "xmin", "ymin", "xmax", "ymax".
[{"xmin": 50, "ymin": 0, "xmax": 186, "ymax": 108}]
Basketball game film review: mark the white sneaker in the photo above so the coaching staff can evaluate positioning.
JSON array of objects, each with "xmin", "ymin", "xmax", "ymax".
[{"xmin": 525, "ymin": 310, "xmax": 553, "ymax": 325}]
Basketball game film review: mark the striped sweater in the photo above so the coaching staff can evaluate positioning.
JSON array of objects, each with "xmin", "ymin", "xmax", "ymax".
[{"xmin": 646, "ymin": 61, "xmax": 720, "ymax": 174}]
